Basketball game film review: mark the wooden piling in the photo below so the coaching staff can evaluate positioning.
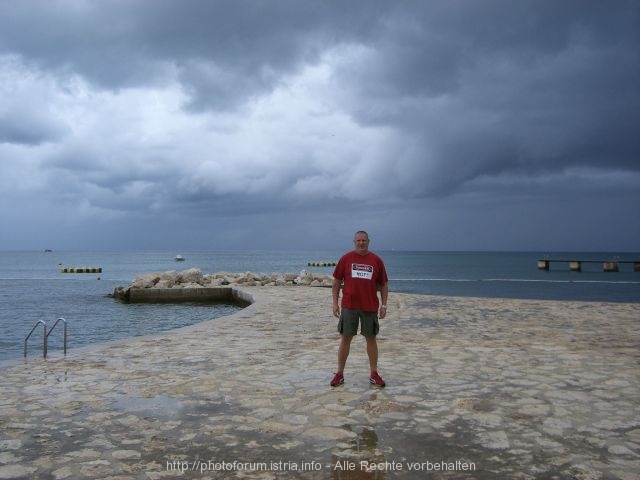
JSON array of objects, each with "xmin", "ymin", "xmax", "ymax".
[{"xmin": 537, "ymin": 260, "xmax": 549, "ymax": 270}]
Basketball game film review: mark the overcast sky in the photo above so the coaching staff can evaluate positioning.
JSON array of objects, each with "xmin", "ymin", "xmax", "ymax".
[{"xmin": 0, "ymin": 0, "xmax": 638, "ymax": 252}]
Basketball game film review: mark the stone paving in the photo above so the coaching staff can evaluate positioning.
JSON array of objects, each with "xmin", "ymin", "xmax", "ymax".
[{"xmin": 0, "ymin": 286, "xmax": 639, "ymax": 479}]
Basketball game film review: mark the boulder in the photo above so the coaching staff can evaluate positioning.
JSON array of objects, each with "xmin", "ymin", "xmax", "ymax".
[
  {"xmin": 294, "ymin": 269, "xmax": 314, "ymax": 285},
  {"xmin": 181, "ymin": 268, "xmax": 204, "ymax": 284}
]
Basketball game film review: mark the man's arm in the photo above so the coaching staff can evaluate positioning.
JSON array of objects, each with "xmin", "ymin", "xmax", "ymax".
[
  {"xmin": 379, "ymin": 282, "xmax": 388, "ymax": 319},
  {"xmin": 332, "ymin": 277, "xmax": 341, "ymax": 317}
]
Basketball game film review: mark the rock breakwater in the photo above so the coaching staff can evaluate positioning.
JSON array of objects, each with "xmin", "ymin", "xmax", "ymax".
[{"xmin": 112, "ymin": 268, "xmax": 333, "ymax": 301}]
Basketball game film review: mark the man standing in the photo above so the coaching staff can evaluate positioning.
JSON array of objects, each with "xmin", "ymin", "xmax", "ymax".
[{"xmin": 331, "ymin": 230, "xmax": 389, "ymax": 387}]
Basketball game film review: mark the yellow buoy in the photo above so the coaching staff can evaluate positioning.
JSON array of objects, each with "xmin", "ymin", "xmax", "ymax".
[
  {"xmin": 60, "ymin": 267, "xmax": 102, "ymax": 273},
  {"xmin": 307, "ymin": 261, "xmax": 336, "ymax": 267}
]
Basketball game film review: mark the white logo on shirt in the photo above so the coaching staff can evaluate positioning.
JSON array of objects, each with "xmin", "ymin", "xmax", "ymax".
[{"xmin": 351, "ymin": 263, "xmax": 373, "ymax": 280}]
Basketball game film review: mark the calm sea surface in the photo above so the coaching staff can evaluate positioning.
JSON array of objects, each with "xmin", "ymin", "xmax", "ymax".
[{"xmin": 1, "ymin": 250, "xmax": 638, "ymax": 361}]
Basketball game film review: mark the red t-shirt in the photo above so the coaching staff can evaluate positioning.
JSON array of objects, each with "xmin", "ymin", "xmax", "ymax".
[{"xmin": 333, "ymin": 251, "xmax": 388, "ymax": 312}]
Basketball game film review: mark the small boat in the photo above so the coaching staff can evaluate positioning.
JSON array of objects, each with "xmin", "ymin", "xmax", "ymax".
[{"xmin": 174, "ymin": 254, "xmax": 185, "ymax": 262}]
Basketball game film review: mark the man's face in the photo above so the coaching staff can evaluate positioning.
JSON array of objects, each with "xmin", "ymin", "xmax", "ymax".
[{"xmin": 353, "ymin": 233, "xmax": 369, "ymax": 255}]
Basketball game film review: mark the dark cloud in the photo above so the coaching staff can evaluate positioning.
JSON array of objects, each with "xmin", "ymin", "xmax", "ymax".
[
  {"xmin": 0, "ymin": 0, "xmax": 638, "ymax": 250},
  {"xmin": 333, "ymin": 0, "xmax": 640, "ymax": 197},
  {"xmin": 0, "ymin": 110, "xmax": 66, "ymax": 145},
  {"xmin": 0, "ymin": 0, "xmax": 385, "ymax": 108}
]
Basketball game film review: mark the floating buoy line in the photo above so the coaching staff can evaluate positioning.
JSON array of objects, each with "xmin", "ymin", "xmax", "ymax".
[
  {"xmin": 60, "ymin": 267, "xmax": 103, "ymax": 273},
  {"xmin": 307, "ymin": 261, "xmax": 336, "ymax": 267}
]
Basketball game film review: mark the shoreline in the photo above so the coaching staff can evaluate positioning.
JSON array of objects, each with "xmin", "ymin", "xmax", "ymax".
[{"xmin": 1, "ymin": 287, "xmax": 638, "ymax": 479}]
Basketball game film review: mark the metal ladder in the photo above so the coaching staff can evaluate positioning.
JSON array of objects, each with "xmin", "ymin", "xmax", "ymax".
[{"xmin": 24, "ymin": 318, "xmax": 68, "ymax": 358}]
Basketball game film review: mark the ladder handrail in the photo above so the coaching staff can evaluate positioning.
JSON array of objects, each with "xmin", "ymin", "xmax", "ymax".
[
  {"xmin": 24, "ymin": 320, "xmax": 47, "ymax": 358},
  {"xmin": 24, "ymin": 318, "xmax": 68, "ymax": 358},
  {"xmin": 46, "ymin": 318, "xmax": 68, "ymax": 356}
]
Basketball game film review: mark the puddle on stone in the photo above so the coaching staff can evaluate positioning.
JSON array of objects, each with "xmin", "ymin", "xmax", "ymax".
[
  {"xmin": 401, "ymin": 316, "xmax": 458, "ymax": 329},
  {"xmin": 112, "ymin": 395, "xmax": 183, "ymax": 419}
]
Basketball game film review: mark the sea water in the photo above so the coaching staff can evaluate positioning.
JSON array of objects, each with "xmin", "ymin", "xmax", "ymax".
[{"xmin": 1, "ymin": 250, "xmax": 638, "ymax": 361}]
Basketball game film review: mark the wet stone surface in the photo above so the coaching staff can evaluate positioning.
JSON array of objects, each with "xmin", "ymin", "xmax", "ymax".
[{"xmin": 1, "ymin": 287, "xmax": 639, "ymax": 479}]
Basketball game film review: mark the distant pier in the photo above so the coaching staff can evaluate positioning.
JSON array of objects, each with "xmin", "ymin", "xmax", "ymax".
[{"xmin": 537, "ymin": 259, "xmax": 640, "ymax": 272}]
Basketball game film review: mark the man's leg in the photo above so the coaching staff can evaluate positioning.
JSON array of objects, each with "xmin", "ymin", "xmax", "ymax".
[
  {"xmin": 331, "ymin": 335, "xmax": 353, "ymax": 386},
  {"xmin": 365, "ymin": 335, "xmax": 378, "ymax": 373},
  {"xmin": 337, "ymin": 334, "xmax": 354, "ymax": 372},
  {"xmin": 366, "ymin": 335, "xmax": 385, "ymax": 387}
]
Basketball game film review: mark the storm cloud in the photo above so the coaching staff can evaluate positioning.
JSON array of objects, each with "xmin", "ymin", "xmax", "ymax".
[{"xmin": 0, "ymin": 0, "xmax": 638, "ymax": 251}]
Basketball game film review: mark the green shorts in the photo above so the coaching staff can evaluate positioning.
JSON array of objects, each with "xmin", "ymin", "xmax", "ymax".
[{"xmin": 338, "ymin": 308, "xmax": 380, "ymax": 337}]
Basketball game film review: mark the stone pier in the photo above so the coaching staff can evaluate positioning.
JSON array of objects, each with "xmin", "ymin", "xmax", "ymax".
[{"xmin": 1, "ymin": 287, "xmax": 639, "ymax": 479}]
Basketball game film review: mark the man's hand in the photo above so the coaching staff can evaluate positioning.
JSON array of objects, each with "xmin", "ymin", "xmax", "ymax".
[{"xmin": 379, "ymin": 305, "xmax": 387, "ymax": 319}]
